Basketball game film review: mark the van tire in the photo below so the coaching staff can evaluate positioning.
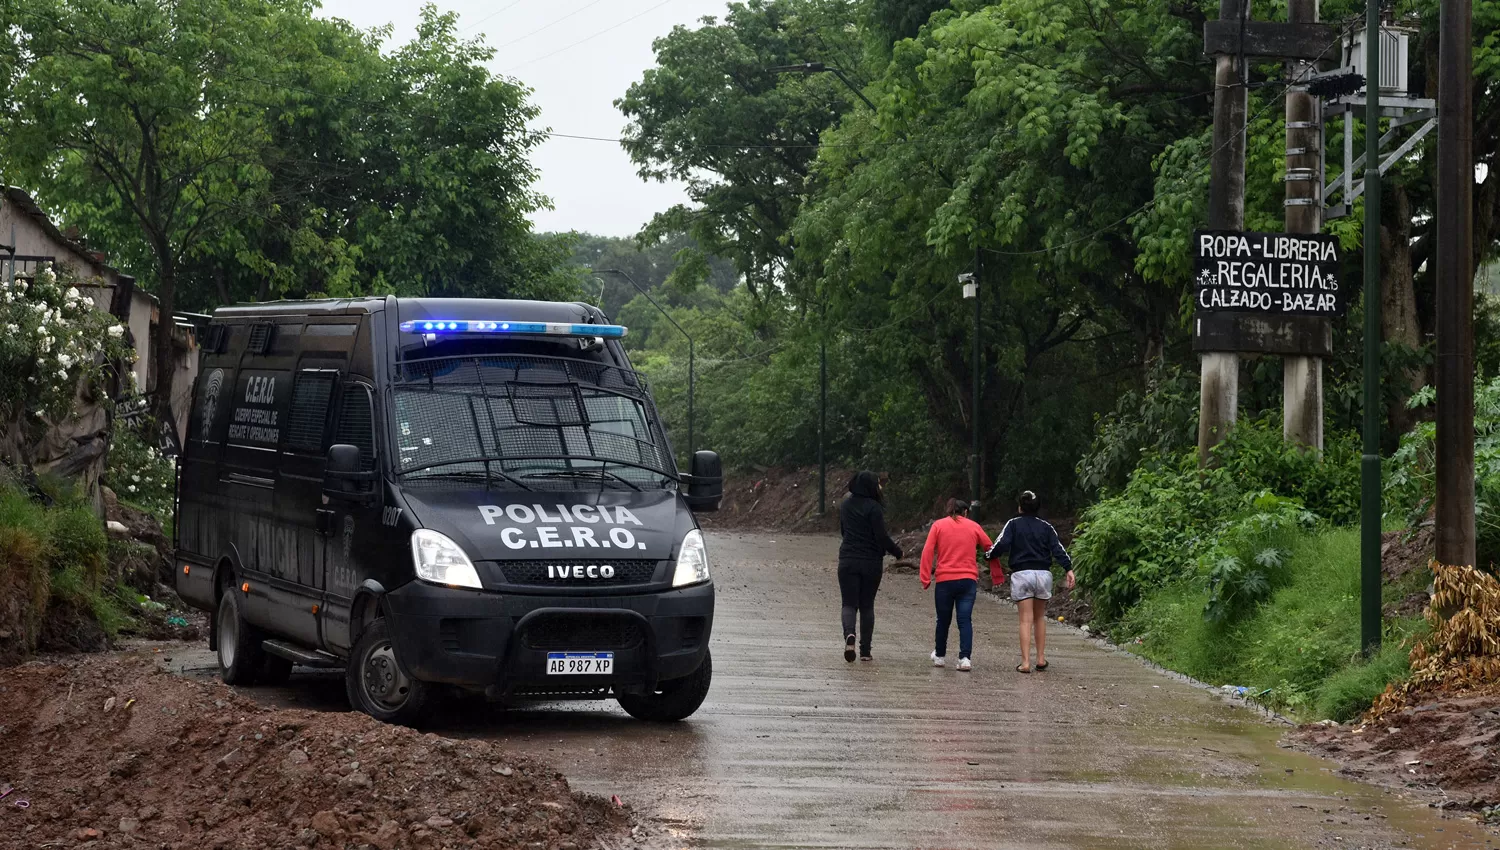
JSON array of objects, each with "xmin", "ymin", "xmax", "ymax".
[
  {"xmin": 216, "ymin": 590, "xmax": 264, "ymax": 686},
  {"xmin": 345, "ymin": 618, "xmax": 431, "ymax": 726},
  {"xmin": 258, "ymin": 654, "xmax": 294, "ymax": 686},
  {"xmin": 617, "ymin": 650, "xmax": 712, "ymax": 722}
]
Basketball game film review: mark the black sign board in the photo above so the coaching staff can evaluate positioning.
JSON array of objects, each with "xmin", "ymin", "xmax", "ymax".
[{"xmin": 1194, "ymin": 230, "xmax": 1344, "ymax": 316}]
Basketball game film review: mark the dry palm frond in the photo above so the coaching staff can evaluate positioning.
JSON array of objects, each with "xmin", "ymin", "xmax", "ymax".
[{"xmin": 1369, "ymin": 562, "xmax": 1500, "ymax": 720}]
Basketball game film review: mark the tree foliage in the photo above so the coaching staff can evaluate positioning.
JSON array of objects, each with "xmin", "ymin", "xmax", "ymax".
[{"xmin": 0, "ymin": 0, "xmax": 574, "ymax": 418}]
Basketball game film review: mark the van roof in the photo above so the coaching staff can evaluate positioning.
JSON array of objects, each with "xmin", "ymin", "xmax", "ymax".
[{"xmin": 213, "ymin": 297, "xmax": 606, "ymax": 324}]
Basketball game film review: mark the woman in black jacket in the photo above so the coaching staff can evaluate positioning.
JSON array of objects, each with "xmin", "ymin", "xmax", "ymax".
[{"xmin": 838, "ymin": 471, "xmax": 903, "ymax": 662}]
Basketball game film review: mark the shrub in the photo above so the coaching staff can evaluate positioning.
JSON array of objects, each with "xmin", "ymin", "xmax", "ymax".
[
  {"xmin": 0, "ymin": 484, "xmax": 53, "ymax": 659},
  {"xmin": 104, "ymin": 419, "xmax": 177, "ymax": 520},
  {"xmin": 1201, "ymin": 493, "xmax": 1317, "ymax": 623},
  {"xmin": 1387, "ymin": 379, "xmax": 1500, "ymax": 567},
  {"xmin": 48, "ymin": 501, "xmax": 108, "ymax": 586},
  {"xmin": 1072, "ymin": 418, "xmax": 1359, "ymax": 621},
  {"xmin": 0, "ymin": 475, "xmax": 126, "ymax": 659},
  {"xmin": 0, "ymin": 263, "xmax": 134, "ymax": 424}
]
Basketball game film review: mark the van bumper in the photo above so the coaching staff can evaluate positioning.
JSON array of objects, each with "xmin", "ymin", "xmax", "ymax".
[{"xmin": 381, "ymin": 580, "xmax": 714, "ymax": 695}]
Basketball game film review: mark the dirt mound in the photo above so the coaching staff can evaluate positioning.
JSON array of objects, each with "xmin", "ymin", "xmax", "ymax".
[
  {"xmin": 701, "ymin": 467, "xmax": 850, "ymax": 532},
  {"xmin": 1294, "ymin": 696, "xmax": 1500, "ymax": 820},
  {"xmin": 1382, "ymin": 523, "xmax": 1435, "ymax": 583},
  {"xmin": 0, "ymin": 654, "xmax": 630, "ymax": 850}
]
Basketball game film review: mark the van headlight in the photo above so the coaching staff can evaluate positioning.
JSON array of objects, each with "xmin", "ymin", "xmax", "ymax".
[
  {"xmin": 410, "ymin": 529, "xmax": 483, "ymax": 589},
  {"xmin": 672, "ymin": 529, "xmax": 711, "ymax": 588}
]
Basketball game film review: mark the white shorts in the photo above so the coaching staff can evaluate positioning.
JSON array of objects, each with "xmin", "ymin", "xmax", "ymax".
[{"xmin": 1010, "ymin": 569, "xmax": 1053, "ymax": 601}]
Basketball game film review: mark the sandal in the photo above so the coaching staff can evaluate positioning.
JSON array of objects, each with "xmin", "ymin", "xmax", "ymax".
[
  {"xmin": 1016, "ymin": 664, "xmax": 1031, "ymax": 674},
  {"xmin": 1035, "ymin": 661, "xmax": 1049, "ymax": 671}
]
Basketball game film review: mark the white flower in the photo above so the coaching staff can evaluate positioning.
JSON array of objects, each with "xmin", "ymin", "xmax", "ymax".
[
  {"xmin": 107, "ymin": 324, "xmax": 124, "ymax": 338},
  {"xmin": 66, "ymin": 287, "xmax": 80, "ymax": 301},
  {"xmin": 56, "ymin": 369, "xmax": 67, "ymax": 380},
  {"xmin": 57, "ymin": 354, "xmax": 74, "ymax": 369},
  {"xmin": 127, "ymin": 485, "xmax": 136, "ymax": 492},
  {"xmin": 3, "ymin": 324, "xmax": 15, "ymax": 334},
  {"xmin": 131, "ymin": 475, "xmax": 140, "ymax": 482}
]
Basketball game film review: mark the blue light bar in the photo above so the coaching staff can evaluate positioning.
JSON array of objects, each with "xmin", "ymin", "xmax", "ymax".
[{"xmin": 398, "ymin": 319, "xmax": 627, "ymax": 339}]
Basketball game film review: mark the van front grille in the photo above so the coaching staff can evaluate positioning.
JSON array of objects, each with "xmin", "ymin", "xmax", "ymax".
[
  {"xmin": 520, "ymin": 616, "xmax": 645, "ymax": 651},
  {"xmin": 497, "ymin": 559, "xmax": 659, "ymax": 586}
]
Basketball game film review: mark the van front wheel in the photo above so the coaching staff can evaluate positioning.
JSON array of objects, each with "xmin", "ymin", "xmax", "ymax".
[
  {"xmin": 216, "ymin": 589, "xmax": 264, "ymax": 686},
  {"xmin": 617, "ymin": 650, "xmax": 712, "ymax": 722},
  {"xmin": 345, "ymin": 618, "xmax": 431, "ymax": 726}
]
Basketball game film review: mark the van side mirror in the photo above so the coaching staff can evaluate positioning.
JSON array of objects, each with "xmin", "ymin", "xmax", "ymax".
[
  {"xmin": 683, "ymin": 450, "xmax": 723, "ymax": 512},
  {"xmin": 324, "ymin": 443, "xmax": 374, "ymax": 503}
]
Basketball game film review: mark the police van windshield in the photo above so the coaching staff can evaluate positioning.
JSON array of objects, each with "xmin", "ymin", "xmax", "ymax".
[{"xmin": 391, "ymin": 354, "xmax": 677, "ymax": 491}]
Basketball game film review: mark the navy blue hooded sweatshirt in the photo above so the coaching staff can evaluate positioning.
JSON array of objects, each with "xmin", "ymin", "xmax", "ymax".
[{"xmin": 985, "ymin": 515, "xmax": 1072, "ymax": 572}]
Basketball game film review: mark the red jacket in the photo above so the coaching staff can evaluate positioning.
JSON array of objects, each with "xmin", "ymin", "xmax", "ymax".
[{"xmin": 919, "ymin": 515, "xmax": 1001, "ymax": 587}]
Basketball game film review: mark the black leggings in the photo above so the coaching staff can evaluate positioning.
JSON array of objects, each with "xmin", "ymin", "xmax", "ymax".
[{"xmin": 838, "ymin": 561, "xmax": 884, "ymax": 655}]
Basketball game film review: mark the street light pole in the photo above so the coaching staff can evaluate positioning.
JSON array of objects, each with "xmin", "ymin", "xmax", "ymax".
[
  {"xmin": 960, "ymin": 261, "xmax": 981, "ymax": 511},
  {"xmin": 596, "ymin": 268, "xmax": 695, "ymax": 457}
]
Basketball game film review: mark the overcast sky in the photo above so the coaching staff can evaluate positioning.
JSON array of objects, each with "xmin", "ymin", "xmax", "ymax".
[{"xmin": 315, "ymin": 0, "xmax": 731, "ymax": 238}]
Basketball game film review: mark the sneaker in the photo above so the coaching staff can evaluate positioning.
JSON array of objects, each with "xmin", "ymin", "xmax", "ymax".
[
  {"xmin": 930, "ymin": 651, "xmax": 946, "ymax": 667},
  {"xmin": 859, "ymin": 654, "xmax": 873, "ymax": 663},
  {"xmin": 845, "ymin": 635, "xmax": 856, "ymax": 663},
  {"xmin": 957, "ymin": 657, "xmax": 973, "ymax": 672}
]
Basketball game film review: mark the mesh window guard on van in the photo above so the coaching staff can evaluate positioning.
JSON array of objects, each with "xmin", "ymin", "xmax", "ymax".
[
  {"xmin": 247, "ymin": 323, "xmax": 276, "ymax": 355},
  {"xmin": 284, "ymin": 371, "xmax": 337, "ymax": 454},
  {"xmin": 334, "ymin": 384, "xmax": 377, "ymax": 471},
  {"xmin": 392, "ymin": 354, "xmax": 674, "ymax": 489}
]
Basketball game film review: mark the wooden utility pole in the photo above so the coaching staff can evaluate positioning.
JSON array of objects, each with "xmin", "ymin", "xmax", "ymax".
[
  {"xmin": 1435, "ymin": 0, "xmax": 1476, "ymax": 566},
  {"xmin": 1283, "ymin": 0, "xmax": 1324, "ymax": 451},
  {"xmin": 1199, "ymin": 0, "xmax": 1250, "ymax": 466}
]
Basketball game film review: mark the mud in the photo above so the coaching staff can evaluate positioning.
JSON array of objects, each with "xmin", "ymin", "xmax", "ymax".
[
  {"xmin": 164, "ymin": 532, "xmax": 1499, "ymax": 849},
  {"xmin": 1294, "ymin": 697, "xmax": 1500, "ymax": 822},
  {"xmin": 0, "ymin": 654, "xmax": 631, "ymax": 849}
]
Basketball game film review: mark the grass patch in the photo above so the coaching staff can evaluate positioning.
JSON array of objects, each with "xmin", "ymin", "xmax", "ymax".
[
  {"xmin": 1114, "ymin": 527, "xmax": 1418, "ymax": 720},
  {"xmin": 0, "ymin": 476, "xmax": 135, "ymax": 655}
]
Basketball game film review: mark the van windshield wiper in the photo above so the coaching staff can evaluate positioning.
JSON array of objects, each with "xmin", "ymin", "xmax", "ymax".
[
  {"xmin": 519, "ymin": 469, "xmax": 643, "ymax": 491},
  {"xmin": 404, "ymin": 467, "xmax": 532, "ymax": 491}
]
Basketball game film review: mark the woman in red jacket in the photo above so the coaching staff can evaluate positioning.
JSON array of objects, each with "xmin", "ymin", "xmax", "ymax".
[{"xmin": 919, "ymin": 499, "xmax": 1002, "ymax": 671}]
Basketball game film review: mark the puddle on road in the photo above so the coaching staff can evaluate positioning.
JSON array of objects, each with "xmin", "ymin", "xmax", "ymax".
[{"xmin": 1064, "ymin": 713, "xmax": 1500, "ymax": 850}]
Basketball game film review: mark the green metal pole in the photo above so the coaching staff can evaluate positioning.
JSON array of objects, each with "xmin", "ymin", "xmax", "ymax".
[{"xmin": 1360, "ymin": 5, "xmax": 1383, "ymax": 654}]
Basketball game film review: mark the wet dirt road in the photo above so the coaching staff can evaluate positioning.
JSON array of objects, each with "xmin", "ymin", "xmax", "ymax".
[{"xmin": 171, "ymin": 532, "xmax": 1499, "ymax": 849}]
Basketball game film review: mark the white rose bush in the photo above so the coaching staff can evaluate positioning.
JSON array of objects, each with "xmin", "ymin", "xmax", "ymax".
[
  {"xmin": 104, "ymin": 423, "xmax": 176, "ymax": 517},
  {"xmin": 0, "ymin": 263, "xmax": 133, "ymax": 423}
]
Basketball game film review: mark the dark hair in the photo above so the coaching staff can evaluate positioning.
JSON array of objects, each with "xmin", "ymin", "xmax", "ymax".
[
  {"xmin": 945, "ymin": 498, "xmax": 970, "ymax": 517},
  {"xmin": 1018, "ymin": 490, "xmax": 1040, "ymax": 515}
]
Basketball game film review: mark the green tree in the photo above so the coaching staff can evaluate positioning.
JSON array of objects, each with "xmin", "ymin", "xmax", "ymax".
[
  {"xmin": 0, "ymin": 0, "xmax": 309, "ymax": 419},
  {"xmin": 616, "ymin": 0, "xmax": 865, "ymax": 313}
]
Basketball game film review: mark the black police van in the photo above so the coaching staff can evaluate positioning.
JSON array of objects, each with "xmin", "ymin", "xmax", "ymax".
[{"xmin": 173, "ymin": 297, "xmax": 721, "ymax": 724}]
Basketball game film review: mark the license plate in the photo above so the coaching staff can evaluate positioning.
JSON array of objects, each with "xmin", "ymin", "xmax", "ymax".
[{"xmin": 546, "ymin": 652, "xmax": 613, "ymax": 675}]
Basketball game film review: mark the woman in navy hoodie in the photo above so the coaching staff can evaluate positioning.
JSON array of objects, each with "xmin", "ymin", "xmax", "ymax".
[
  {"xmin": 837, "ymin": 471, "xmax": 903, "ymax": 662},
  {"xmin": 986, "ymin": 491, "xmax": 1075, "ymax": 673}
]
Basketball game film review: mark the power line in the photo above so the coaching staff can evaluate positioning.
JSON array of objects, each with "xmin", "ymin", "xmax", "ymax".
[
  {"xmin": 501, "ymin": 0, "xmax": 679, "ymax": 72},
  {"xmin": 457, "ymin": 0, "xmax": 527, "ymax": 34},
  {"xmin": 491, "ymin": 0, "xmax": 609, "ymax": 49}
]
